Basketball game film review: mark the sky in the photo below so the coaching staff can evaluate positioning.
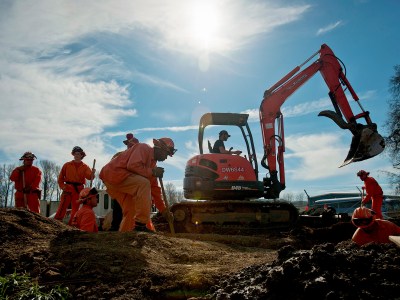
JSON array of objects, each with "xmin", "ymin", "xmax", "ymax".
[{"xmin": 0, "ymin": 0, "xmax": 399, "ymax": 198}]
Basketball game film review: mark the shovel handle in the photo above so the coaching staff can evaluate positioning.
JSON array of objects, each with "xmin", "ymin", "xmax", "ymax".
[
  {"xmin": 89, "ymin": 159, "xmax": 96, "ymax": 188},
  {"xmin": 22, "ymin": 170, "xmax": 28, "ymax": 209},
  {"xmin": 159, "ymin": 177, "xmax": 175, "ymax": 235}
]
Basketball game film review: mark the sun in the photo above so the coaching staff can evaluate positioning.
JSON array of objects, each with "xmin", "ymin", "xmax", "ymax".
[{"xmin": 188, "ymin": 2, "xmax": 220, "ymax": 51}]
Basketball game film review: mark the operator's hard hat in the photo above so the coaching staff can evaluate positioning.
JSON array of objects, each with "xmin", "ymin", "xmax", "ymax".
[
  {"xmin": 357, "ymin": 170, "xmax": 370, "ymax": 177},
  {"xmin": 352, "ymin": 207, "xmax": 376, "ymax": 228},
  {"xmin": 79, "ymin": 187, "xmax": 98, "ymax": 203},
  {"xmin": 219, "ymin": 130, "xmax": 231, "ymax": 137},
  {"xmin": 123, "ymin": 133, "xmax": 139, "ymax": 145},
  {"xmin": 19, "ymin": 152, "xmax": 37, "ymax": 160},
  {"xmin": 71, "ymin": 146, "xmax": 86, "ymax": 158},
  {"xmin": 153, "ymin": 138, "xmax": 177, "ymax": 156}
]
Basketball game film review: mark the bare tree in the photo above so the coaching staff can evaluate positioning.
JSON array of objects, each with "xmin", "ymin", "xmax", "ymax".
[
  {"xmin": 0, "ymin": 164, "xmax": 16, "ymax": 208},
  {"xmin": 163, "ymin": 182, "xmax": 184, "ymax": 205},
  {"xmin": 39, "ymin": 160, "xmax": 61, "ymax": 202},
  {"xmin": 281, "ymin": 192, "xmax": 294, "ymax": 202},
  {"xmin": 384, "ymin": 65, "xmax": 400, "ymax": 193},
  {"xmin": 295, "ymin": 192, "xmax": 305, "ymax": 202}
]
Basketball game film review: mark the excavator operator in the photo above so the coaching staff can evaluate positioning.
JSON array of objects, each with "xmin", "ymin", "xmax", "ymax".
[{"xmin": 212, "ymin": 130, "xmax": 242, "ymax": 155}]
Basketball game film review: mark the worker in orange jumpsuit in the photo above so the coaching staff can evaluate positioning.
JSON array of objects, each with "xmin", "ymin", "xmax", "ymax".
[
  {"xmin": 55, "ymin": 146, "xmax": 95, "ymax": 225},
  {"xmin": 110, "ymin": 133, "xmax": 139, "ymax": 231},
  {"xmin": 72, "ymin": 187, "xmax": 99, "ymax": 233},
  {"xmin": 100, "ymin": 138, "xmax": 176, "ymax": 232},
  {"xmin": 10, "ymin": 152, "xmax": 42, "ymax": 213},
  {"xmin": 352, "ymin": 206, "xmax": 400, "ymax": 246},
  {"xmin": 357, "ymin": 170, "xmax": 384, "ymax": 219}
]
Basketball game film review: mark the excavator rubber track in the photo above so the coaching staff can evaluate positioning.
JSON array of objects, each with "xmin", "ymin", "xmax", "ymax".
[{"xmin": 170, "ymin": 200, "xmax": 299, "ymax": 235}]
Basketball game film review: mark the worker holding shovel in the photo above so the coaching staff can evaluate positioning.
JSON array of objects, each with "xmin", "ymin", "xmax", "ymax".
[
  {"xmin": 357, "ymin": 170, "xmax": 384, "ymax": 219},
  {"xmin": 55, "ymin": 146, "xmax": 95, "ymax": 225},
  {"xmin": 100, "ymin": 138, "xmax": 176, "ymax": 232},
  {"xmin": 10, "ymin": 152, "xmax": 42, "ymax": 213}
]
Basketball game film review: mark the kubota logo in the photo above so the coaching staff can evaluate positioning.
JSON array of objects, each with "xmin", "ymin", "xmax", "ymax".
[{"xmin": 221, "ymin": 167, "xmax": 245, "ymax": 172}]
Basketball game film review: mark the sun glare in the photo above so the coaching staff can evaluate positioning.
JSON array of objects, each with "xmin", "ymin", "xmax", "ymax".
[{"xmin": 188, "ymin": 3, "xmax": 220, "ymax": 51}]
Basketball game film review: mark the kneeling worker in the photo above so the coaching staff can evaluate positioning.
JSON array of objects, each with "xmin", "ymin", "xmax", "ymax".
[
  {"xmin": 73, "ymin": 187, "xmax": 99, "ymax": 233},
  {"xmin": 351, "ymin": 207, "xmax": 400, "ymax": 246},
  {"xmin": 100, "ymin": 137, "xmax": 176, "ymax": 232}
]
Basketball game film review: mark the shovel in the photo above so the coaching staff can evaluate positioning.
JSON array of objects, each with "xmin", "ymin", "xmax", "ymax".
[
  {"xmin": 89, "ymin": 159, "xmax": 96, "ymax": 188},
  {"xmin": 159, "ymin": 177, "xmax": 175, "ymax": 235},
  {"xmin": 22, "ymin": 170, "xmax": 28, "ymax": 210}
]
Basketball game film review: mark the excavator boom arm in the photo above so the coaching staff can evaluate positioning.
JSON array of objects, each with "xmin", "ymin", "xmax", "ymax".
[{"xmin": 259, "ymin": 44, "xmax": 384, "ymax": 199}]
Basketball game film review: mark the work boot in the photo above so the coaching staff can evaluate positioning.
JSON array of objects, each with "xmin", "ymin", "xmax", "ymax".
[{"xmin": 134, "ymin": 222, "xmax": 154, "ymax": 233}]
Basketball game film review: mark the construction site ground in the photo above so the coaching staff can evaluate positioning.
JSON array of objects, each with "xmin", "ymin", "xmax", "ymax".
[{"xmin": 1, "ymin": 208, "xmax": 400, "ymax": 299}]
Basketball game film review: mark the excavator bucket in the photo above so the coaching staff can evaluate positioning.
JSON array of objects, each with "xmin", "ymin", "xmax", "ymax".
[{"xmin": 340, "ymin": 128, "xmax": 385, "ymax": 167}]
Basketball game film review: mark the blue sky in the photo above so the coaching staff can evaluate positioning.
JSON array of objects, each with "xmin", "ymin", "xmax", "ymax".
[{"xmin": 0, "ymin": 0, "xmax": 399, "ymax": 198}]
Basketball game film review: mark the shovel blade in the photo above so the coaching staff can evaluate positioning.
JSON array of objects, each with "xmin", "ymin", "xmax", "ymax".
[{"xmin": 340, "ymin": 128, "xmax": 385, "ymax": 167}]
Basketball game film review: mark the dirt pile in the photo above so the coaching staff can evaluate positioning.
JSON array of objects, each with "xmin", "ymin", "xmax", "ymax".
[
  {"xmin": 210, "ymin": 242, "xmax": 400, "ymax": 299},
  {"xmin": 1, "ymin": 208, "xmax": 399, "ymax": 299},
  {"xmin": 0, "ymin": 209, "xmax": 284, "ymax": 299}
]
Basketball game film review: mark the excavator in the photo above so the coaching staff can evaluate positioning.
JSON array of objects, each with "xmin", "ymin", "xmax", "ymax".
[{"xmin": 169, "ymin": 44, "xmax": 385, "ymax": 234}]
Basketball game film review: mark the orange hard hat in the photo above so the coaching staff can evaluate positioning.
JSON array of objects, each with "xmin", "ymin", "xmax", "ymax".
[
  {"xmin": 357, "ymin": 170, "xmax": 370, "ymax": 177},
  {"xmin": 153, "ymin": 137, "xmax": 177, "ymax": 156},
  {"xmin": 79, "ymin": 187, "xmax": 98, "ymax": 203},
  {"xmin": 352, "ymin": 207, "xmax": 376, "ymax": 228}
]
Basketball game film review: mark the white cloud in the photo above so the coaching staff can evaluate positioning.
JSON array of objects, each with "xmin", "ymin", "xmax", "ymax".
[
  {"xmin": 0, "ymin": 0, "xmax": 312, "ymax": 168},
  {"xmin": 316, "ymin": 20, "xmax": 343, "ymax": 36},
  {"xmin": 285, "ymin": 133, "xmax": 350, "ymax": 180}
]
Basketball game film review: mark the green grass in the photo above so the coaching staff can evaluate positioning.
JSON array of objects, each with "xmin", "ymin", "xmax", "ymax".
[{"xmin": 0, "ymin": 271, "xmax": 71, "ymax": 300}]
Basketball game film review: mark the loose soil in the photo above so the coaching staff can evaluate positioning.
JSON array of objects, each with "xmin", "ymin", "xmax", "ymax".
[{"xmin": 1, "ymin": 208, "xmax": 400, "ymax": 299}]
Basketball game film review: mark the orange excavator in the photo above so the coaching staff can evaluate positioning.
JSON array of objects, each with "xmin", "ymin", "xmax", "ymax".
[{"xmin": 170, "ymin": 44, "xmax": 385, "ymax": 233}]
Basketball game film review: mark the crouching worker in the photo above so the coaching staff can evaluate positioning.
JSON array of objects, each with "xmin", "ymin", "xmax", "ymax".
[
  {"xmin": 72, "ymin": 187, "xmax": 99, "ymax": 233},
  {"xmin": 100, "ymin": 138, "xmax": 176, "ymax": 232},
  {"xmin": 351, "ymin": 207, "xmax": 400, "ymax": 246}
]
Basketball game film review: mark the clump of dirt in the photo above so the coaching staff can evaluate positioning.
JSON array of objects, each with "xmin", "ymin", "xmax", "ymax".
[
  {"xmin": 210, "ymin": 242, "xmax": 400, "ymax": 299},
  {"xmin": 1, "ymin": 208, "xmax": 399, "ymax": 300}
]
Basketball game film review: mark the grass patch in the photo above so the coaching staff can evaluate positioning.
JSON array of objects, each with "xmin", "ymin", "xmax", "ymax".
[{"xmin": 0, "ymin": 271, "xmax": 71, "ymax": 299}]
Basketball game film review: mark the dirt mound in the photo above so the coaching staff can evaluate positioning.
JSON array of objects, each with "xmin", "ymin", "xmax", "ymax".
[
  {"xmin": 2, "ymin": 208, "xmax": 397, "ymax": 299},
  {"xmin": 0, "ymin": 209, "xmax": 283, "ymax": 299},
  {"xmin": 210, "ymin": 241, "xmax": 400, "ymax": 299}
]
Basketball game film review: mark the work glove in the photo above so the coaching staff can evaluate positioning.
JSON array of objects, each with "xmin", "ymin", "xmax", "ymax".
[
  {"xmin": 152, "ymin": 167, "xmax": 164, "ymax": 178},
  {"xmin": 162, "ymin": 209, "xmax": 174, "ymax": 223}
]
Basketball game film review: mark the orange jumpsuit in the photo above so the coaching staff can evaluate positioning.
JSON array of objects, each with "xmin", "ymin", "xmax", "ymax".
[
  {"xmin": 100, "ymin": 143, "xmax": 166, "ymax": 232},
  {"xmin": 10, "ymin": 166, "xmax": 42, "ymax": 213},
  {"xmin": 73, "ymin": 204, "xmax": 98, "ymax": 232},
  {"xmin": 362, "ymin": 176, "xmax": 384, "ymax": 219},
  {"xmin": 55, "ymin": 161, "xmax": 93, "ymax": 225},
  {"xmin": 352, "ymin": 219, "xmax": 400, "ymax": 246}
]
